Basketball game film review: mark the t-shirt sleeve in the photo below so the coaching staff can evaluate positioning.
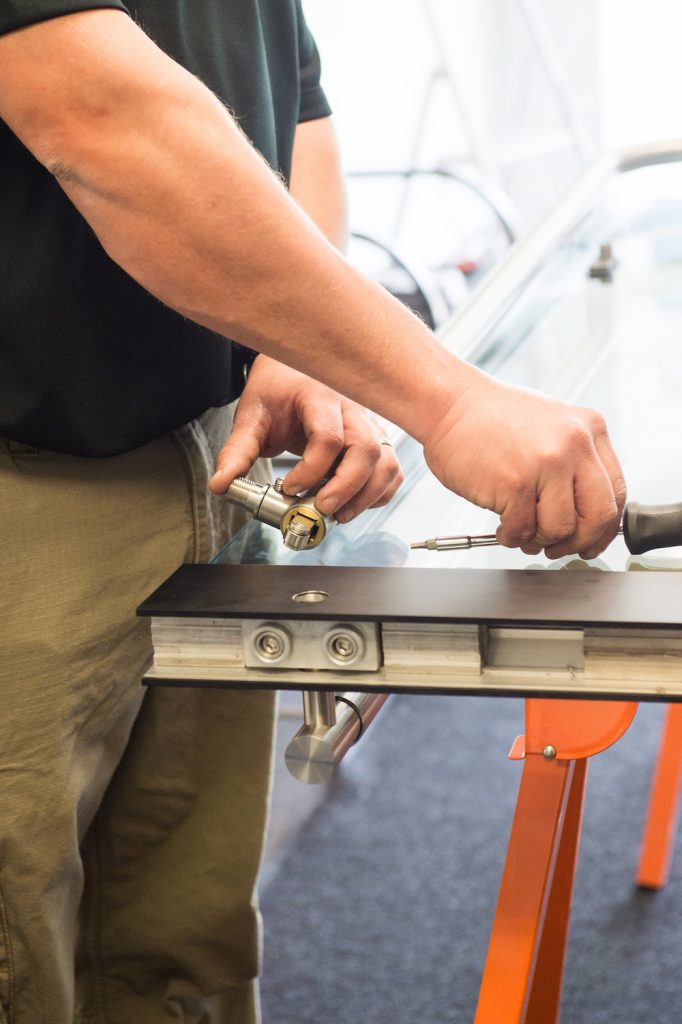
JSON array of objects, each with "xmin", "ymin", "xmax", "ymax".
[
  {"xmin": 0, "ymin": 0, "xmax": 129, "ymax": 36},
  {"xmin": 296, "ymin": 1, "xmax": 332, "ymax": 124}
]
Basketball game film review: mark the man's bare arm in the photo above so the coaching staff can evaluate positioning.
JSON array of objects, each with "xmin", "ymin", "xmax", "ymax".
[{"xmin": 0, "ymin": 10, "xmax": 626, "ymax": 556}]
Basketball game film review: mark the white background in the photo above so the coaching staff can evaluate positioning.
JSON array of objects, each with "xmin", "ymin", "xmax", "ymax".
[{"xmin": 303, "ymin": 0, "xmax": 682, "ymax": 227}]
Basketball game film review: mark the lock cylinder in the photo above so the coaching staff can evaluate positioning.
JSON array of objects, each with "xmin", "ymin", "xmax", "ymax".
[{"xmin": 226, "ymin": 476, "xmax": 334, "ymax": 550}]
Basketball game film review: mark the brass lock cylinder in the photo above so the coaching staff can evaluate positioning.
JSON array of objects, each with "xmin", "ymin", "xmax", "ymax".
[{"xmin": 226, "ymin": 477, "xmax": 334, "ymax": 550}]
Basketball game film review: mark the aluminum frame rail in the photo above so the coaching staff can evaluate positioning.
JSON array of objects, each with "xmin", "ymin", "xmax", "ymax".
[{"xmin": 139, "ymin": 563, "xmax": 682, "ymax": 703}]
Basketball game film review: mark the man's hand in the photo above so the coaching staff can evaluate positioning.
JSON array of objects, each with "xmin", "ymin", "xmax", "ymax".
[
  {"xmin": 422, "ymin": 368, "xmax": 626, "ymax": 560},
  {"xmin": 209, "ymin": 355, "xmax": 403, "ymax": 522}
]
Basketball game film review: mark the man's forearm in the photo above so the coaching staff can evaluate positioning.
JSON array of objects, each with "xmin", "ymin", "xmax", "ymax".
[{"xmin": 0, "ymin": 10, "xmax": 462, "ymax": 443}]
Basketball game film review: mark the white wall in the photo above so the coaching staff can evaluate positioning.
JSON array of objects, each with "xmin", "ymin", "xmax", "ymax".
[
  {"xmin": 598, "ymin": 0, "xmax": 682, "ymax": 147},
  {"xmin": 303, "ymin": 0, "xmax": 599, "ymax": 225},
  {"xmin": 302, "ymin": 0, "xmax": 682, "ymax": 314}
]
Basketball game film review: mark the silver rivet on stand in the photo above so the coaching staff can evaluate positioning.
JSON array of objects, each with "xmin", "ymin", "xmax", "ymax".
[{"xmin": 543, "ymin": 744, "xmax": 557, "ymax": 760}]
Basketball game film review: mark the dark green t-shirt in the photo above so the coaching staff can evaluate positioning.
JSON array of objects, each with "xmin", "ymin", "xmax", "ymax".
[{"xmin": 0, "ymin": 0, "xmax": 331, "ymax": 455}]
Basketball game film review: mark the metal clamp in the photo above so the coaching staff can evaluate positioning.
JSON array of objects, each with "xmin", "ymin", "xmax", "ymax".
[{"xmin": 243, "ymin": 620, "xmax": 380, "ymax": 672}]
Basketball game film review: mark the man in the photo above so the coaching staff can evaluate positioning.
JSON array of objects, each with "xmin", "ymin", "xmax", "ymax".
[{"xmin": 0, "ymin": 2, "xmax": 625, "ymax": 1023}]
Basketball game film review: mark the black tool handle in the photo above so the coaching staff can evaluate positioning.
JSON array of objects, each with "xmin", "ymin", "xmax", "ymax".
[{"xmin": 623, "ymin": 501, "xmax": 682, "ymax": 555}]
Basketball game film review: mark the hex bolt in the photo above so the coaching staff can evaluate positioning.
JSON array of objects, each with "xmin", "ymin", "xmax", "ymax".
[
  {"xmin": 259, "ymin": 633, "xmax": 283, "ymax": 656},
  {"xmin": 255, "ymin": 630, "xmax": 286, "ymax": 661},
  {"xmin": 324, "ymin": 626, "xmax": 365, "ymax": 667},
  {"xmin": 543, "ymin": 744, "xmax": 557, "ymax": 760},
  {"xmin": 332, "ymin": 634, "xmax": 358, "ymax": 661}
]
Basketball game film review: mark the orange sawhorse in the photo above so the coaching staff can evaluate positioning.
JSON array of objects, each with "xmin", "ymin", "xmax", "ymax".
[
  {"xmin": 474, "ymin": 697, "xmax": 638, "ymax": 1024},
  {"xmin": 637, "ymin": 703, "xmax": 682, "ymax": 889}
]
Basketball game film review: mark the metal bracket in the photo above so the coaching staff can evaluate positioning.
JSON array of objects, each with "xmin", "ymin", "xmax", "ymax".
[{"xmin": 242, "ymin": 619, "xmax": 381, "ymax": 672}]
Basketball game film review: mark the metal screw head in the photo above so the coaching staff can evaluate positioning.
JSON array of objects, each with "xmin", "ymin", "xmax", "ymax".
[
  {"xmin": 543, "ymin": 744, "xmax": 557, "ymax": 760},
  {"xmin": 331, "ymin": 635, "xmax": 358, "ymax": 660},
  {"xmin": 324, "ymin": 626, "xmax": 364, "ymax": 666},
  {"xmin": 254, "ymin": 629, "xmax": 288, "ymax": 662},
  {"xmin": 258, "ymin": 633, "xmax": 283, "ymax": 657},
  {"xmin": 274, "ymin": 478, "xmax": 284, "ymax": 493}
]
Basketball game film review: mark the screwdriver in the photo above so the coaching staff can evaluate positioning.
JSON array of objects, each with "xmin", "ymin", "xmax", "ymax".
[{"xmin": 411, "ymin": 502, "xmax": 682, "ymax": 556}]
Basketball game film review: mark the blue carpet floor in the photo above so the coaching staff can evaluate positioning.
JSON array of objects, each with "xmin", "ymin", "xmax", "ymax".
[{"xmin": 260, "ymin": 695, "xmax": 680, "ymax": 1023}]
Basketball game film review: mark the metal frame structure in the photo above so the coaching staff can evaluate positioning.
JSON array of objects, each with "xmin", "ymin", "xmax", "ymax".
[
  {"xmin": 138, "ymin": 142, "xmax": 682, "ymax": 1023},
  {"xmin": 140, "ymin": 562, "xmax": 682, "ymax": 702}
]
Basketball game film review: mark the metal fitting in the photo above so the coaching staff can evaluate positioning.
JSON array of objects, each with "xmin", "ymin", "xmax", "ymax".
[
  {"xmin": 241, "ymin": 619, "xmax": 381, "ymax": 672},
  {"xmin": 542, "ymin": 744, "xmax": 558, "ymax": 760},
  {"xmin": 285, "ymin": 692, "xmax": 390, "ymax": 784},
  {"xmin": 226, "ymin": 476, "xmax": 334, "ymax": 550},
  {"xmin": 589, "ymin": 242, "xmax": 617, "ymax": 282}
]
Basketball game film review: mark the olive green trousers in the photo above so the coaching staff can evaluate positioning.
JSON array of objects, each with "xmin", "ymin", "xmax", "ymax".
[{"xmin": 0, "ymin": 407, "xmax": 275, "ymax": 1024}]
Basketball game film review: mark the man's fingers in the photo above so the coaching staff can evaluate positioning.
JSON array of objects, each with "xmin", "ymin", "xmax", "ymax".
[
  {"xmin": 496, "ymin": 503, "xmax": 537, "ymax": 548},
  {"xmin": 544, "ymin": 452, "xmax": 620, "ymax": 560},
  {"xmin": 573, "ymin": 463, "xmax": 622, "ymax": 561},
  {"xmin": 543, "ymin": 413, "xmax": 623, "ymax": 559},
  {"xmin": 535, "ymin": 471, "xmax": 582, "ymax": 557},
  {"xmin": 281, "ymin": 398, "xmax": 345, "ymax": 499},
  {"xmin": 314, "ymin": 438, "xmax": 382, "ymax": 515},
  {"xmin": 313, "ymin": 402, "xmax": 402, "ymax": 519},
  {"xmin": 496, "ymin": 423, "xmax": 622, "ymax": 559},
  {"xmin": 592, "ymin": 418, "xmax": 627, "ymax": 518},
  {"xmin": 334, "ymin": 448, "xmax": 403, "ymax": 522},
  {"xmin": 370, "ymin": 466, "xmax": 403, "ymax": 508},
  {"xmin": 495, "ymin": 478, "xmax": 538, "ymax": 548}
]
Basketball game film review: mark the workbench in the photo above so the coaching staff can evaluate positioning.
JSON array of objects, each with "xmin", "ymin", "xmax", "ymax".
[{"xmin": 139, "ymin": 142, "xmax": 682, "ymax": 1023}]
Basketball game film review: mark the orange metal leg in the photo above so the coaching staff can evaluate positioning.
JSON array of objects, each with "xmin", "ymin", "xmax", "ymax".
[
  {"xmin": 637, "ymin": 703, "xmax": 682, "ymax": 889},
  {"xmin": 474, "ymin": 698, "xmax": 637, "ymax": 1024},
  {"xmin": 474, "ymin": 755, "xmax": 587, "ymax": 1024},
  {"xmin": 524, "ymin": 757, "xmax": 586, "ymax": 1024}
]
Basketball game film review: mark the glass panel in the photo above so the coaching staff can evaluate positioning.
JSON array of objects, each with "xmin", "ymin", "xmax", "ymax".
[{"xmin": 215, "ymin": 163, "xmax": 682, "ymax": 578}]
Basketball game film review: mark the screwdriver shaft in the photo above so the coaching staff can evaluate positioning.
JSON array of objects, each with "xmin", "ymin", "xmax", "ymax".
[
  {"xmin": 411, "ymin": 534, "xmax": 499, "ymax": 551},
  {"xmin": 412, "ymin": 502, "xmax": 682, "ymax": 556},
  {"xmin": 411, "ymin": 527, "xmax": 625, "ymax": 552}
]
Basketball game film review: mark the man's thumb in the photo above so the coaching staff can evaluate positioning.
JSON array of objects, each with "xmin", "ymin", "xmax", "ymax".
[{"xmin": 208, "ymin": 429, "xmax": 261, "ymax": 494}]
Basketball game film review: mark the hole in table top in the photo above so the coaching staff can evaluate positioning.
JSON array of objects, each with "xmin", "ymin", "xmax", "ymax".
[{"xmin": 292, "ymin": 590, "xmax": 329, "ymax": 603}]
